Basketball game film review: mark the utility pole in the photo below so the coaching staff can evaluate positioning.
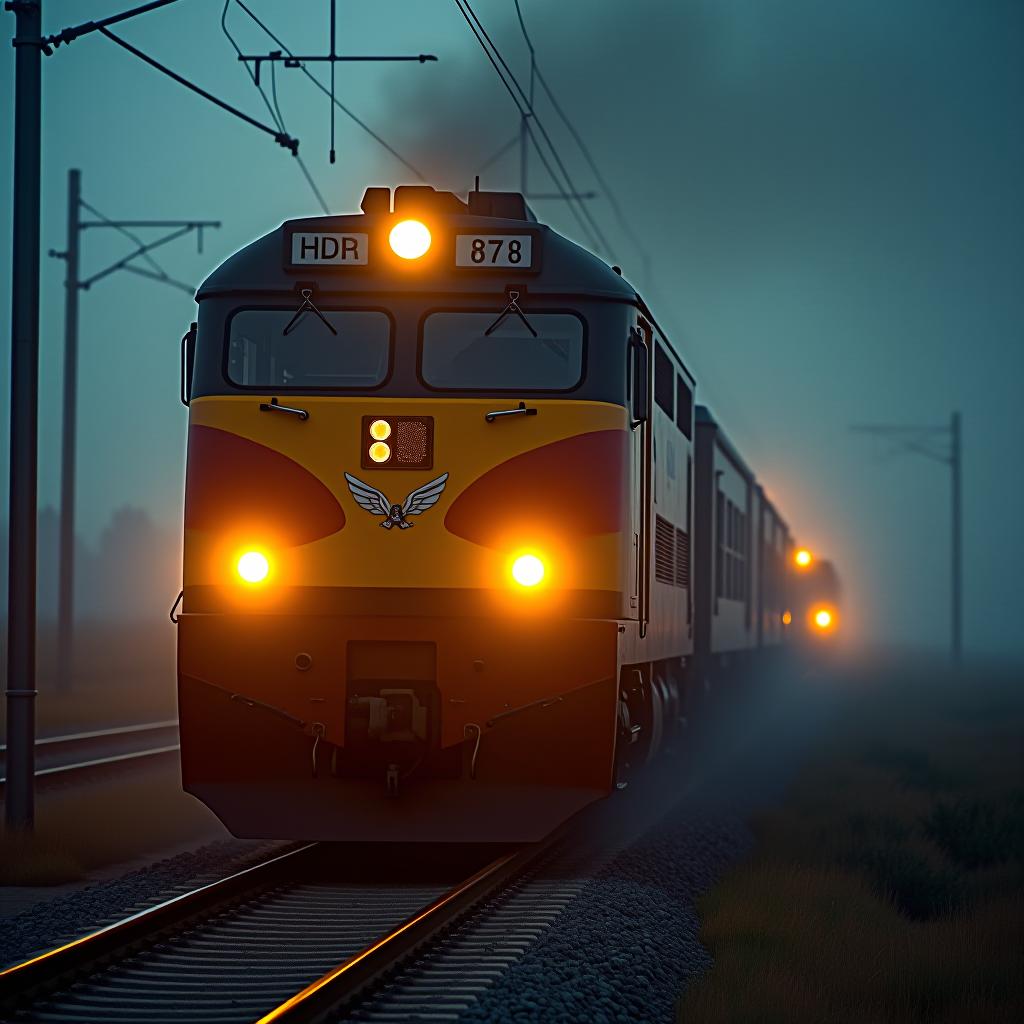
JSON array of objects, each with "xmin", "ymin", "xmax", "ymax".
[
  {"xmin": 951, "ymin": 411, "xmax": 962, "ymax": 665},
  {"xmin": 50, "ymin": 168, "xmax": 219, "ymax": 692},
  {"xmin": 5, "ymin": 0, "xmax": 43, "ymax": 833},
  {"xmin": 4, "ymin": 0, "xmax": 288, "ymax": 834},
  {"xmin": 851, "ymin": 413, "xmax": 963, "ymax": 664},
  {"xmin": 57, "ymin": 169, "xmax": 80, "ymax": 696}
]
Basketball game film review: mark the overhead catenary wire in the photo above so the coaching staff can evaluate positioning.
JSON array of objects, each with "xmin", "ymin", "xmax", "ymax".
[
  {"xmin": 220, "ymin": 0, "xmax": 285, "ymax": 133},
  {"xmin": 231, "ymin": 0, "xmax": 429, "ymax": 182},
  {"xmin": 461, "ymin": 0, "xmax": 612, "ymax": 254},
  {"xmin": 512, "ymin": 0, "xmax": 651, "ymax": 281},
  {"xmin": 455, "ymin": 0, "xmax": 609, "ymax": 254},
  {"xmin": 78, "ymin": 199, "xmax": 207, "ymax": 294},
  {"xmin": 80, "ymin": 199, "xmax": 172, "ymax": 280},
  {"xmin": 221, "ymin": 1, "xmax": 329, "ymax": 214},
  {"xmin": 451, "ymin": 0, "xmax": 606, "ymax": 254},
  {"xmin": 97, "ymin": 25, "xmax": 298, "ymax": 152}
]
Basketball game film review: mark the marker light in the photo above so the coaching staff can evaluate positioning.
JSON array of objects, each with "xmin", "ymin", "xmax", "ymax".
[
  {"xmin": 389, "ymin": 219, "xmax": 431, "ymax": 260},
  {"xmin": 369, "ymin": 418, "xmax": 392, "ymax": 441},
  {"xmin": 794, "ymin": 548, "xmax": 813, "ymax": 568},
  {"xmin": 237, "ymin": 551, "xmax": 270, "ymax": 584},
  {"xmin": 511, "ymin": 553, "xmax": 545, "ymax": 588},
  {"xmin": 369, "ymin": 441, "xmax": 391, "ymax": 463},
  {"xmin": 782, "ymin": 610, "xmax": 793, "ymax": 625},
  {"xmin": 814, "ymin": 608, "xmax": 833, "ymax": 630}
]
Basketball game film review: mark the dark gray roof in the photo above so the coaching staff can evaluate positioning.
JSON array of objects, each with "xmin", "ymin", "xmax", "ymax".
[
  {"xmin": 695, "ymin": 404, "xmax": 756, "ymax": 483},
  {"xmin": 197, "ymin": 212, "xmax": 637, "ymax": 302}
]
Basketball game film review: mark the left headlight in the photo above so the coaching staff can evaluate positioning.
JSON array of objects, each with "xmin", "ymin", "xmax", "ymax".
[{"xmin": 236, "ymin": 550, "xmax": 270, "ymax": 584}]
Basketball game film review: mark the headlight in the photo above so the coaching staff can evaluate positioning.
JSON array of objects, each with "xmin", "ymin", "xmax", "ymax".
[
  {"xmin": 237, "ymin": 550, "xmax": 270, "ymax": 584},
  {"xmin": 389, "ymin": 219, "xmax": 431, "ymax": 260},
  {"xmin": 511, "ymin": 553, "xmax": 545, "ymax": 588}
]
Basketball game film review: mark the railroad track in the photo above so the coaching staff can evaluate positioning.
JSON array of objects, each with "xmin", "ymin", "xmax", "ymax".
[
  {"xmin": 0, "ymin": 721, "xmax": 180, "ymax": 790},
  {"xmin": 0, "ymin": 833, "xmax": 567, "ymax": 1023}
]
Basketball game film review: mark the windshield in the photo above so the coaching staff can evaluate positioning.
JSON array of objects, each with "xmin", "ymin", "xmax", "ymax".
[
  {"xmin": 226, "ymin": 308, "xmax": 391, "ymax": 389},
  {"xmin": 421, "ymin": 311, "xmax": 584, "ymax": 391}
]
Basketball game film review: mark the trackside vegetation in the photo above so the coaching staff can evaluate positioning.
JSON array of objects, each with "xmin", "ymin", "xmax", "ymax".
[{"xmin": 677, "ymin": 661, "xmax": 1024, "ymax": 1023}]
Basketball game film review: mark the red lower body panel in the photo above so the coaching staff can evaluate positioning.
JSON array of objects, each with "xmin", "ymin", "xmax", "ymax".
[{"xmin": 177, "ymin": 611, "xmax": 619, "ymax": 841}]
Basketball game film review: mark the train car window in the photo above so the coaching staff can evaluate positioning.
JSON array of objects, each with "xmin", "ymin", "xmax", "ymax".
[
  {"xmin": 226, "ymin": 308, "xmax": 390, "ymax": 389},
  {"xmin": 676, "ymin": 376, "xmax": 692, "ymax": 439},
  {"xmin": 654, "ymin": 343, "xmax": 674, "ymax": 417},
  {"xmin": 421, "ymin": 311, "xmax": 584, "ymax": 391},
  {"xmin": 717, "ymin": 498, "xmax": 748, "ymax": 602},
  {"xmin": 715, "ymin": 490, "xmax": 724, "ymax": 599}
]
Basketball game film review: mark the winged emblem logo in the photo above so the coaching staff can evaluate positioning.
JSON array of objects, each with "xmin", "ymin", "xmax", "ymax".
[{"xmin": 344, "ymin": 471, "xmax": 449, "ymax": 530}]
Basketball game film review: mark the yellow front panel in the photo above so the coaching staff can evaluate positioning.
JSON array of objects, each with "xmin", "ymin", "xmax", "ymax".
[{"xmin": 185, "ymin": 396, "xmax": 630, "ymax": 609}]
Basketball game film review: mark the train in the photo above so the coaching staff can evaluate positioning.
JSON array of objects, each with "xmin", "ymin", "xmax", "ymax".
[{"xmin": 175, "ymin": 184, "xmax": 838, "ymax": 842}]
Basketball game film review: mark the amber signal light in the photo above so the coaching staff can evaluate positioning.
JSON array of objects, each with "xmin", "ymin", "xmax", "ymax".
[{"xmin": 361, "ymin": 416, "xmax": 434, "ymax": 470}]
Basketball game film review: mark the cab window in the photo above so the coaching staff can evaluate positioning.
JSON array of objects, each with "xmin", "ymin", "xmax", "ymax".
[
  {"xmin": 226, "ymin": 308, "xmax": 391, "ymax": 389},
  {"xmin": 420, "ymin": 311, "xmax": 584, "ymax": 391}
]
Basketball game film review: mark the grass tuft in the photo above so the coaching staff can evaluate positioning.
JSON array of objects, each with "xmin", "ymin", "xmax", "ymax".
[{"xmin": 0, "ymin": 836, "xmax": 85, "ymax": 885}]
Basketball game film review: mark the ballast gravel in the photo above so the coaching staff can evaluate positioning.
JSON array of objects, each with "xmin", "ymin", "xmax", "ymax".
[
  {"xmin": 456, "ymin": 806, "xmax": 752, "ymax": 1024},
  {"xmin": 0, "ymin": 838, "xmax": 275, "ymax": 970}
]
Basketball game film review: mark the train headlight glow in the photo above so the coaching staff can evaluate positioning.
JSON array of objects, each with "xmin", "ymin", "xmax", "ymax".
[
  {"xmin": 237, "ymin": 550, "xmax": 270, "ymax": 584},
  {"xmin": 368, "ymin": 441, "xmax": 391, "ymax": 463},
  {"xmin": 795, "ymin": 548, "xmax": 813, "ymax": 568},
  {"xmin": 389, "ymin": 219, "xmax": 431, "ymax": 260},
  {"xmin": 511, "ymin": 553, "xmax": 545, "ymax": 588},
  {"xmin": 369, "ymin": 418, "xmax": 391, "ymax": 441},
  {"xmin": 813, "ymin": 608, "xmax": 834, "ymax": 630}
]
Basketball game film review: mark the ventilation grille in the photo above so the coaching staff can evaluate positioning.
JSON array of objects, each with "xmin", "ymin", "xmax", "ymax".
[
  {"xmin": 654, "ymin": 515, "xmax": 690, "ymax": 589},
  {"xmin": 675, "ymin": 527, "xmax": 690, "ymax": 588},
  {"xmin": 655, "ymin": 515, "xmax": 675, "ymax": 584}
]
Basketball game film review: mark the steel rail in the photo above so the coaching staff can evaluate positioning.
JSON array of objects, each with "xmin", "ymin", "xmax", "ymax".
[
  {"xmin": 0, "ymin": 720, "xmax": 180, "ymax": 787},
  {"xmin": 256, "ymin": 841, "xmax": 550, "ymax": 1023},
  {"xmin": 6, "ymin": 718, "xmax": 178, "ymax": 750},
  {"xmin": 0, "ymin": 843, "xmax": 319, "ymax": 1009},
  {"xmin": 16, "ymin": 743, "xmax": 180, "ymax": 782}
]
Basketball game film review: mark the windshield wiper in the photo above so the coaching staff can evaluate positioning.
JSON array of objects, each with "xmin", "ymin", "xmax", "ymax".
[
  {"xmin": 484, "ymin": 289, "xmax": 537, "ymax": 338},
  {"xmin": 283, "ymin": 288, "xmax": 337, "ymax": 337}
]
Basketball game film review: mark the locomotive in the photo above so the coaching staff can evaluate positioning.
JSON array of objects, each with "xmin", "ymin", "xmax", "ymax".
[{"xmin": 176, "ymin": 185, "xmax": 828, "ymax": 842}]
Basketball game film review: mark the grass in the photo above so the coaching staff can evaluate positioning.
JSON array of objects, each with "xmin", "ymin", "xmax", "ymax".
[
  {"xmin": 677, "ymin": 661, "xmax": 1024, "ymax": 1023},
  {"xmin": 0, "ymin": 761, "xmax": 225, "ymax": 885}
]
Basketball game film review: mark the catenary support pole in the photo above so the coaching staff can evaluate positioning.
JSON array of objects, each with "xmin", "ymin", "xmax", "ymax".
[
  {"xmin": 56, "ymin": 168, "xmax": 81, "ymax": 692},
  {"xmin": 851, "ymin": 414, "xmax": 965, "ymax": 665},
  {"xmin": 5, "ymin": 0, "xmax": 43, "ymax": 832},
  {"xmin": 951, "ymin": 411, "xmax": 962, "ymax": 666}
]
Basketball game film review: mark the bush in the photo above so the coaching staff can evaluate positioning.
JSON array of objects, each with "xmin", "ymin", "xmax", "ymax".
[
  {"xmin": 849, "ymin": 843, "xmax": 963, "ymax": 919},
  {"xmin": 924, "ymin": 794, "xmax": 1024, "ymax": 869}
]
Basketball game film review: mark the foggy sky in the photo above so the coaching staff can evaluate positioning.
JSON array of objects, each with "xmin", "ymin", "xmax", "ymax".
[{"xmin": 1, "ymin": 1, "xmax": 1022, "ymax": 655}]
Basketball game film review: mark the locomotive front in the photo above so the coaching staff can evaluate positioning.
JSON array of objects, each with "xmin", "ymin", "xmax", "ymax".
[{"xmin": 177, "ymin": 186, "xmax": 643, "ymax": 841}]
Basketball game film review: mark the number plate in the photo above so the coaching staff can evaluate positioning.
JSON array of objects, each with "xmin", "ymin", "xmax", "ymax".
[
  {"xmin": 455, "ymin": 234, "xmax": 532, "ymax": 268},
  {"xmin": 290, "ymin": 232, "xmax": 368, "ymax": 266}
]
